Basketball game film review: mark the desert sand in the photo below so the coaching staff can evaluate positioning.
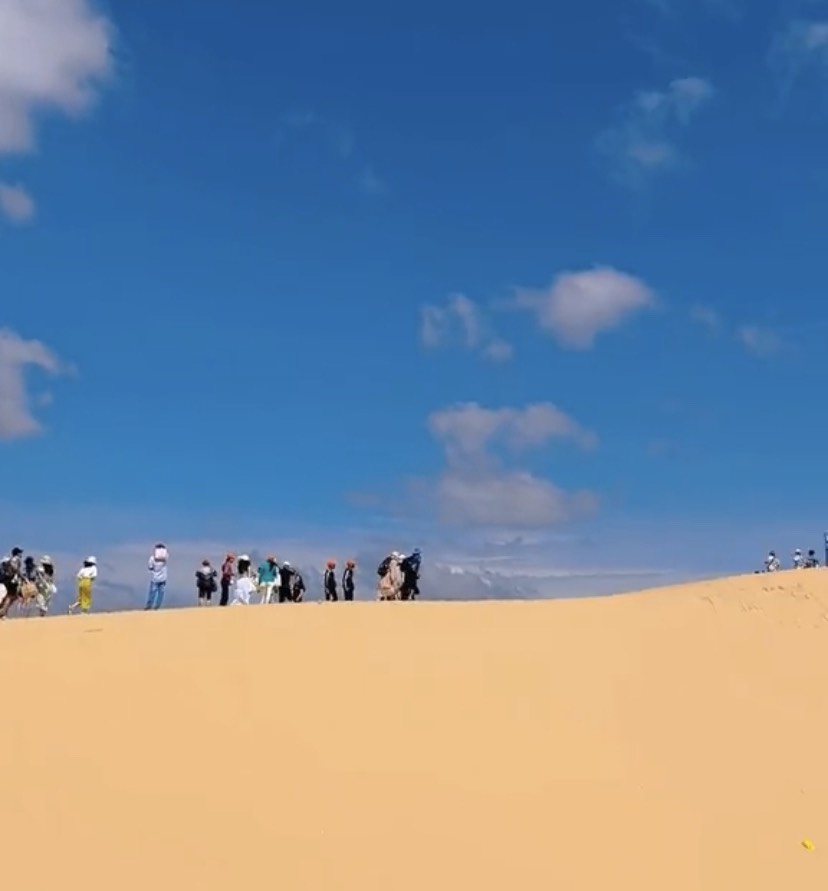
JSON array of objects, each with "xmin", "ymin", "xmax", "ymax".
[{"xmin": 2, "ymin": 570, "xmax": 828, "ymax": 889}]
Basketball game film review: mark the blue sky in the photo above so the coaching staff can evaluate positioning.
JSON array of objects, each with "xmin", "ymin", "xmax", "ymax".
[{"xmin": 1, "ymin": 0, "xmax": 827, "ymax": 605}]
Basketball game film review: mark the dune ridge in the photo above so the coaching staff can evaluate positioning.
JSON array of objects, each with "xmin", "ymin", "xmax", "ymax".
[{"xmin": 1, "ymin": 570, "xmax": 827, "ymax": 890}]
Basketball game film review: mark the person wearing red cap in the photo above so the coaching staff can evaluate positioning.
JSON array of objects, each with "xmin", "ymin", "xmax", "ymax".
[{"xmin": 219, "ymin": 553, "xmax": 235, "ymax": 606}]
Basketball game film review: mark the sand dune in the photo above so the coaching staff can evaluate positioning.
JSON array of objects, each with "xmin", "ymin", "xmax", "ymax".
[{"xmin": 2, "ymin": 570, "xmax": 828, "ymax": 889}]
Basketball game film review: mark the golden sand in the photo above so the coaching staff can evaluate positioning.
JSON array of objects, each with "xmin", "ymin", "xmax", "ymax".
[{"xmin": 2, "ymin": 569, "xmax": 828, "ymax": 889}]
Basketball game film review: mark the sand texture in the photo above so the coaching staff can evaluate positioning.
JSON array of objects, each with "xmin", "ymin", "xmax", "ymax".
[{"xmin": 2, "ymin": 570, "xmax": 828, "ymax": 889}]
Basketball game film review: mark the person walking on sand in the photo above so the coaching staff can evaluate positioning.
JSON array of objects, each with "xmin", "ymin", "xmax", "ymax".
[
  {"xmin": 324, "ymin": 560, "xmax": 338, "ymax": 601},
  {"xmin": 195, "ymin": 559, "xmax": 218, "ymax": 606},
  {"xmin": 34, "ymin": 555, "xmax": 57, "ymax": 617},
  {"xmin": 69, "ymin": 557, "xmax": 97, "ymax": 614},
  {"xmin": 0, "ymin": 547, "xmax": 24, "ymax": 619},
  {"xmin": 146, "ymin": 543, "xmax": 168, "ymax": 610},
  {"xmin": 342, "ymin": 560, "xmax": 356, "ymax": 601},
  {"xmin": 257, "ymin": 555, "xmax": 279, "ymax": 604},
  {"xmin": 291, "ymin": 570, "xmax": 306, "ymax": 602},
  {"xmin": 278, "ymin": 561, "xmax": 295, "ymax": 603},
  {"xmin": 377, "ymin": 551, "xmax": 404, "ymax": 601},
  {"xmin": 220, "ymin": 553, "xmax": 235, "ymax": 606}
]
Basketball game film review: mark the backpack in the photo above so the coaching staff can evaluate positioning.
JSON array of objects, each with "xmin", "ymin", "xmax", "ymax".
[
  {"xmin": 377, "ymin": 556, "xmax": 391, "ymax": 577},
  {"xmin": 0, "ymin": 559, "xmax": 15, "ymax": 585}
]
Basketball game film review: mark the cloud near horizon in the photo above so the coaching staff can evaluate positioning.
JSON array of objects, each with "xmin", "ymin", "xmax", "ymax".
[
  {"xmin": 425, "ymin": 402, "xmax": 600, "ymax": 528},
  {"xmin": 0, "ymin": 328, "xmax": 73, "ymax": 440}
]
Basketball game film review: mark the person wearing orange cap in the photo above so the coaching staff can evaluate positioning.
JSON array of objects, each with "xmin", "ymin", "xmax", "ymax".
[
  {"xmin": 342, "ymin": 560, "xmax": 356, "ymax": 601},
  {"xmin": 219, "ymin": 553, "xmax": 235, "ymax": 606},
  {"xmin": 323, "ymin": 559, "xmax": 338, "ymax": 601}
]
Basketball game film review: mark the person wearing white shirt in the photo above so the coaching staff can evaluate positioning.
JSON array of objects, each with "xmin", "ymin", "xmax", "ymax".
[{"xmin": 231, "ymin": 574, "xmax": 256, "ymax": 605}]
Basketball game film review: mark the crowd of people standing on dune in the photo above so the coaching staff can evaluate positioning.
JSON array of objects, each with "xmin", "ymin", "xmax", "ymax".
[{"xmin": 0, "ymin": 543, "xmax": 423, "ymax": 618}]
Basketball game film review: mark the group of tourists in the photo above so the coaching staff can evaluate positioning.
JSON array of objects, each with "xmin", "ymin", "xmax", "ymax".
[
  {"xmin": 761, "ymin": 548, "xmax": 822, "ymax": 572},
  {"xmin": 0, "ymin": 542, "xmax": 424, "ymax": 618},
  {"xmin": 0, "ymin": 548, "xmax": 59, "ymax": 618}
]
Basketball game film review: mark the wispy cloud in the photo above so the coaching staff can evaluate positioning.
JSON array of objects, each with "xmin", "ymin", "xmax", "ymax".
[
  {"xmin": 275, "ymin": 109, "xmax": 387, "ymax": 195},
  {"xmin": 639, "ymin": 0, "xmax": 743, "ymax": 18},
  {"xmin": 514, "ymin": 266, "xmax": 656, "ymax": 349},
  {"xmin": 691, "ymin": 306, "xmax": 789, "ymax": 357},
  {"xmin": 0, "ymin": 328, "xmax": 73, "ymax": 440},
  {"xmin": 689, "ymin": 304, "xmax": 722, "ymax": 336},
  {"xmin": 0, "ymin": 0, "xmax": 114, "ymax": 213},
  {"xmin": 420, "ymin": 293, "xmax": 513, "ymax": 361},
  {"xmin": 0, "ymin": 181, "xmax": 34, "ymax": 223},
  {"xmin": 769, "ymin": 18, "xmax": 828, "ymax": 102},
  {"xmin": 596, "ymin": 76, "xmax": 714, "ymax": 187},
  {"xmin": 357, "ymin": 165, "xmax": 387, "ymax": 195},
  {"xmin": 736, "ymin": 324, "xmax": 783, "ymax": 357}
]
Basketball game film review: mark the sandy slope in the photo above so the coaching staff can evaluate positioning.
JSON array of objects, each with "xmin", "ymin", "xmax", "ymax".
[{"xmin": 2, "ymin": 571, "xmax": 828, "ymax": 890}]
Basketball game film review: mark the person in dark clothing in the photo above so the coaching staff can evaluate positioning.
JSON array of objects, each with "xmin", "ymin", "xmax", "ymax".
[
  {"xmin": 342, "ymin": 560, "xmax": 356, "ymax": 601},
  {"xmin": 195, "ymin": 559, "xmax": 218, "ymax": 606},
  {"xmin": 400, "ymin": 551, "xmax": 421, "ymax": 600},
  {"xmin": 805, "ymin": 549, "xmax": 821, "ymax": 568},
  {"xmin": 324, "ymin": 560, "xmax": 338, "ymax": 601},
  {"xmin": 292, "ymin": 571, "xmax": 306, "ymax": 602},
  {"xmin": 278, "ymin": 561, "xmax": 294, "ymax": 602},
  {"xmin": 219, "ymin": 553, "xmax": 235, "ymax": 606},
  {"xmin": 0, "ymin": 547, "xmax": 24, "ymax": 619}
]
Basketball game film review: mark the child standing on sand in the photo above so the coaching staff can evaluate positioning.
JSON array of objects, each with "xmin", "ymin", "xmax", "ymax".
[{"xmin": 69, "ymin": 557, "xmax": 97, "ymax": 614}]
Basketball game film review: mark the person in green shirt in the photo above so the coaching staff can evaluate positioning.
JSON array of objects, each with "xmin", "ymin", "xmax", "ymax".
[{"xmin": 257, "ymin": 555, "xmax": 279, "ymax": 604}]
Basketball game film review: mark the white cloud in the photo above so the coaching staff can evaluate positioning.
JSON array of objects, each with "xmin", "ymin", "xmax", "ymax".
[
  {"xmin": 515, "ymin": 266, "xmax": 656, "ymax": 349},
  {"xmin": 0, "ymin": 0, "xmax": 114, "ymax": 215},
  {"xmin": 736, "ymin": 324, "xmax": 782, "ymax": 356},
  {"xmin": 0, "ymin": 0, "xmax": 113, "ymax": 153},
  {"xmin": 597, "ymin": 76, "xmax": 714, "ymax": 187},
  {"xmin": 0, "ymin": 181, "xmax": 34, "ymax": 223},
  {"xmin": 420, "ymin": 293, "xmax": 513, "ymax": 361},
  {"xmin": 0, "ymin": 328, "xmax": 72, "ymax": 440},
  {"xmin": 426, "ymin": 401, "xmax": 599, "ymax": 529}
]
